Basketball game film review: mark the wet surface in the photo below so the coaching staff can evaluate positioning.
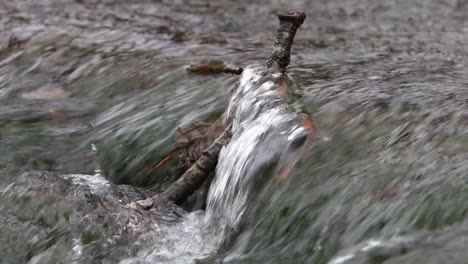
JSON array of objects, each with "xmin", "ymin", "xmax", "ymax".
[{"xmin": 1, "ymin": 0, "xmax": 468, "ymax": 263}]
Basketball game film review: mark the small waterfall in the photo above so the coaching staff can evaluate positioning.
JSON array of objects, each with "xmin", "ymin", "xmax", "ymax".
[{"xmin": 206, "ymin": 64, "xmax": 309, "ymax": 226}]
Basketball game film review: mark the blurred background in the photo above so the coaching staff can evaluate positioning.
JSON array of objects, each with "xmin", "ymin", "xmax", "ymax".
[{"xmin": 1, "ymin": 0, "xmax": 468, "ymax": 263}]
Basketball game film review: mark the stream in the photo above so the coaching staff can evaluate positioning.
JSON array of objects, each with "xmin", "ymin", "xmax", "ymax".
[{"xmin": 1, "ymin": 0, "xmax": 468, "ymax": 263}]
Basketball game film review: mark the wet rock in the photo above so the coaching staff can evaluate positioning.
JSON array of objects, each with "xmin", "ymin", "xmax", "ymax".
[
  {"xmin": 171, "ymin": 30, "xmax": 189, "ymax": 43},
  {"xmin": 0, "ymin": 168, "xmax": 185, "ymax": 263}
]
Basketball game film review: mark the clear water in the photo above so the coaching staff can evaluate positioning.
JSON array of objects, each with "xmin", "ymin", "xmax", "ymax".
[
  {"xmin": 1, "ymin": 0, "xmax": 468, "ymax": 263},
  {"xmin": 207, "ymin": 64, "xmax": 309, "ymax": 226}
]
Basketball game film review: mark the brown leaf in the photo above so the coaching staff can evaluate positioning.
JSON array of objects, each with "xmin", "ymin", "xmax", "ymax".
[{"xmin": 175, "ymin": 117, "xmax": 226, "ymax": 170}]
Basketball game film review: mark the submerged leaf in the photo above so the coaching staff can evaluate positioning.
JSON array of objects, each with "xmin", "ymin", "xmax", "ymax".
[{"xmin": 175, "ymin": 118, "xmax": 226, "ymax": 171}]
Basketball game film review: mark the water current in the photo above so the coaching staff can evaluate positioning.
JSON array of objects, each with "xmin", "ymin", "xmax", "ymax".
[{"xmin": 1, "ymin": 0, "xmax": 468, "ymax": 264}]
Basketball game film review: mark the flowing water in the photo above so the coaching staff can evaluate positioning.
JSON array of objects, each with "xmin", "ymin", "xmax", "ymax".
[
  {"xmin": 207, "ymin": 64, "xmax": 310, "ymax": 226},
  {"xmin": 1, "ymin": 0, "xmax": 468, "ymax": 263}
]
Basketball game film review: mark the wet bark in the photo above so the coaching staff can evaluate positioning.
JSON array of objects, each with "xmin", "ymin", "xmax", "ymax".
[
  {"xmin": 134, "ymin": 129, "xmax": 231, "ymax": 209},
  {"xmin": 267, "ymin": 12, "xmax": 306, "ymax": 70},
  {"xmin": 186, "ymin": 60, "xmax": 243, "ymax": 75},
  {"xmin": 158, "ymin": 129, "xmax": 231, "ymax": 205}
]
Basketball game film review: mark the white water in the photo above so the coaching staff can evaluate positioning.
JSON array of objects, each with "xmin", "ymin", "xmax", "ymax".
[
  {"xmin": 24, "ymin": 64, "xmax": 312, "ymax": 264},
  {"xmin": 206, "ymin": 64, "xmax": 309, "ymax": 226},
  {"xmin": 120, "ymin": 211, "xmax": 227, "ymax": 264}
]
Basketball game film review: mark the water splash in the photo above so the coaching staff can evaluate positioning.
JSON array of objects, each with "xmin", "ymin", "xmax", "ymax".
[{"xmin": 206, "ymin": 64, "xmax": 308, "ymax": 226}]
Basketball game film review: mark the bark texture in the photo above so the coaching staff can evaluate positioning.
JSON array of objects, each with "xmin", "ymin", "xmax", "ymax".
[
  {"xmin": 267, "ymin": 12, "xmax": 306, "ymax": 70},
  {"xmin": 157, "ymin": 129, "xmax": 231, "ymax": 205},
  {"xmin": 186, "ymin": 60, "xmax": 243, "ymax": 75}
]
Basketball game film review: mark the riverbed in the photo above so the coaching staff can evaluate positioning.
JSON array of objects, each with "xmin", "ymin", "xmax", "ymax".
[{"xmin": 1, "ymin": 0, "xmax": 468, "ymax": 263}]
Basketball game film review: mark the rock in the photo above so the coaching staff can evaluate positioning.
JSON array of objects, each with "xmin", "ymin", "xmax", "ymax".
[
  {"xmin": 20, "ymin": 87, "xmax": 71, "ymax": 100},
  {"xmin": 0, "ymin": 168, "xmax": 185, "ymax": 262}
]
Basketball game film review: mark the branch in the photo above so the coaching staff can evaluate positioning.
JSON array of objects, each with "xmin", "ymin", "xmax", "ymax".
[
  {"xmin": 159, "ymin": 129, "xmax": 231, "ymax": 205},
  {"xmin": 131, "ymin": 129, "xmax": 231, "ymax": 209},
  {"xmin": 186, "ymin": 60, "xmax": 243, "ymax": 75}
]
